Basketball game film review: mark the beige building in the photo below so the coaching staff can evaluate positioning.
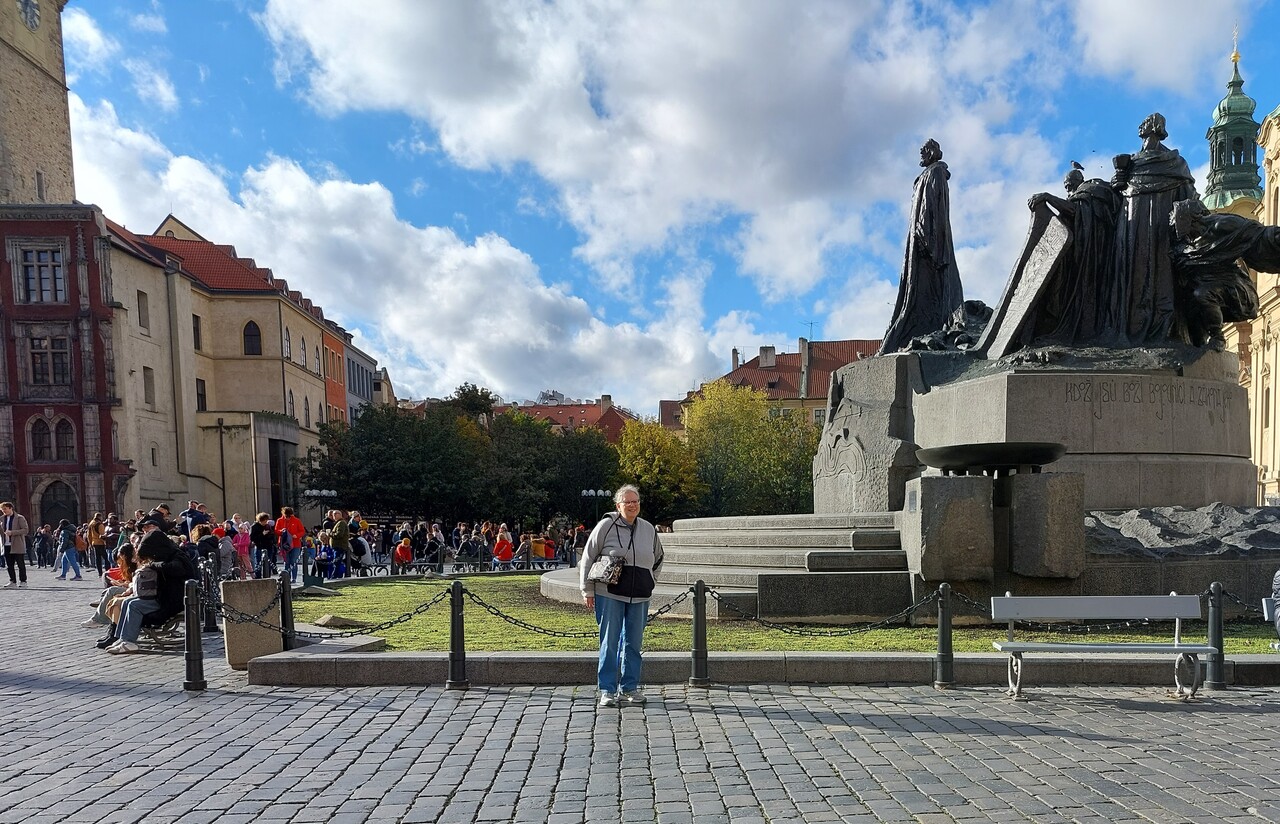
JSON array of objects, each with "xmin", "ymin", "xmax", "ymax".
[{"xmin": 1227, "ymin": 102, "xmax": 1280, "ymax": 504}]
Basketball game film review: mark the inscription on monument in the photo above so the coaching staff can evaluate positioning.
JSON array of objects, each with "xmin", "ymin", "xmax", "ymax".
[{"xmin": 1062, "ymin": 376, "xmax": 1230, "ymax": 422}]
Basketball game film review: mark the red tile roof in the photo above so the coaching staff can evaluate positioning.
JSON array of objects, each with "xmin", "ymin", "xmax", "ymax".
[
  {"xmin": 104, "ymin": 218, "xmax": 167, "ymax": 267},
  {"xmin": 495, "ymin": 399, "xmax": 638, "ymax": 443},
  {"xmin": 658, "ymin": 399, "xmax": 684, "ymax": 430},
  {"xmin": 712, "ymin": 339, "xmax": 881, "ymax": 401},
  {"xmin": 143, "ymin": 235, "xmax": 278, "ymax": 292}
]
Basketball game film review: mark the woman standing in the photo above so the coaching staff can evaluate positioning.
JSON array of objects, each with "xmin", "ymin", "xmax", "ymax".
[
  {"xmin": 579, "ymin": 485, "xmax": 663, "ymax": 708},
  {"xmin": 87, "ymin": 512, "xmax": 108, "ymax": 578},
  {"xmin": 274, "ymin": 506, "xmax": 306, "ymax": 582},
  {"xmin": 249, "ymin": 513, "xmax": 276, "ymax": 578}
]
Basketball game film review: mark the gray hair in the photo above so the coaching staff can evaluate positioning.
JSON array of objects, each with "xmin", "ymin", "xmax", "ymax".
[{"xmin": 614, "ymin": 484, "xmax": 640, "ymax": 505}]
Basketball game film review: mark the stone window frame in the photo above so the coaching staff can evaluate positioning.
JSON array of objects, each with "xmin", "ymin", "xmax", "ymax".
[
  {"xmin": 192, "ymin": 314, "xmax": 203, "ymax": 352},
  {"xmin": 7, "ymin": 236, "xmax": 70, "ymax": 305},
  {"xmin": 136, "ymin": 290, "xmax": 151, "ymax": 334},
  {"xmin": 195, "ymin": 378, "xmax": 207, "ymax": 412},
  {"xmin": 26, "ymin": 413, "xmax": 76, "ymax": 463},
  {"xmin": 13, "ymin": 321, "xmax": 75, "ymax": 401}
]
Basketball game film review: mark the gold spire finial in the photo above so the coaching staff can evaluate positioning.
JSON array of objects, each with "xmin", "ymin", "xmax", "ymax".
[{"xmin": 1232, "ymin": 24, "xmax": 1240, "ymax": 63}]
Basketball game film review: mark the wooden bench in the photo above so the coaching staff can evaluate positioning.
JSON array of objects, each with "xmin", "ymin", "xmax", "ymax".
[{"xmin": 990, "ymin": 594, "xmax": 1217, "ymax": 701}]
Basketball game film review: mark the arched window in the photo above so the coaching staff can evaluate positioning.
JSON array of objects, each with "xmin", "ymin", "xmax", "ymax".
[
  {"xmin": 40, "ymin": 480, "xmax": 78, "ymax": 527},
  {"xmin": 284, "ymin": 328, "xmax": 292, "ymax": 360},
  {"xmin": 30, "ymin": 419, "xmax": 51, "ymax": 460},
  {"xmin": 55, "ymin": 419, "xmax": 75, "ymax": 461},
  {"xmin": 243, "ymin": 321, "xmax": 262, "ymax": 355},
  {"xmin": 1233, "ymin": 136, "xmax": 1245, "ymax": 166},
  {"xmin": 304, "ymin": 397, "xmax": 311, "ymax": 428},
  {"xmin": 301, "ymin": 336, "xmax": 306, "ymax": 365},
  {"xmin": 315, "ymin": 347, "xmax": 320, "ymax": 374},
  {"xmin": 288, "ymin": 389, "xmax": 295, "ymax": 418}
]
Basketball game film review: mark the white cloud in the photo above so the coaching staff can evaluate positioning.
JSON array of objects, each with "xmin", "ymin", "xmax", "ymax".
[
  {"xmin": 1072, "ymin": 0, "xmax": 1250, "ymax": 92},
  {"xmin": 122, "ymin": 59, "xmax": 180, "ymax": 111},
  {"xmin": 69, "ymin": 93, "xmax": 720, "ymax": 411},
  {"xmin": 62, "ymin": 7, "xmax": 120, "ymax": 80},
  {"xmin": 131, "ymin": 13, "xmax": 168, "ymax": 34}
]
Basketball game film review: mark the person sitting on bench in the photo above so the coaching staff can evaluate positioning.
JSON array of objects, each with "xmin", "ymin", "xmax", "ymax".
[{"xmin": 103, "ymin": 513, "xmax": 196, "ymax": 653}]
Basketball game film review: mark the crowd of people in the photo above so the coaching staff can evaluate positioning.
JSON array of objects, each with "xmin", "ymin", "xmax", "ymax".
[{"xmin": 0, "ymin": 496, "xmax": 596, "ymax": 655}]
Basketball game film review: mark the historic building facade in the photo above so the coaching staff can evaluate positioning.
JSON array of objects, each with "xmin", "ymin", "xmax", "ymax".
[
  {"xmin": 0, "ymin": 3, "xmax": 390, "ymax": 524},
  {"xmin": 1213, "ymin": 50, "xmax": 1278, "ymax": 504}
]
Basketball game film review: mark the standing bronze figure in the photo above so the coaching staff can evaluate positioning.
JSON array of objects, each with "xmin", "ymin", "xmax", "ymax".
[{"xmin": 878, "ymin": 139, "xmax": 965, "ymax": 354}]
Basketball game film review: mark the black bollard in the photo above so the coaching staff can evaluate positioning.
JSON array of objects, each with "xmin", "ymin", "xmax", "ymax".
[
  {"xmin": 934, "ymin": 583, "xmax": 954, "ymax": 689},
  {"xmin": 690, "ymin": 581, "xmax": 709, "ymax": 687},
  {"xmin": 278, "ymin": 571, "xmax": 295, "ymax": 652},
  {"xmin": 446, "ymin": 580, "xmax": 470, "ymax": 690},
  {"xmin": 184, "ymin": 579, "xmax": 207, "ymax": 691},
  {"xmin": 202, "ymin": 561, "xmax": 219, "ymax": 633},
  {"xmin": 1206, "ymin": 581, "xmax": 1225, "ymax": 690}
]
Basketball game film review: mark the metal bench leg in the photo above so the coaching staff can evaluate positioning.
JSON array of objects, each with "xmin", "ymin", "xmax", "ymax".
[
  {"xmin": 1006, "ymin": 653, "xmax": 1023, "ymax": 698},
  {"xmin": 1174, "ymin": 653, "xmax": 1200, "ymax": 701}
]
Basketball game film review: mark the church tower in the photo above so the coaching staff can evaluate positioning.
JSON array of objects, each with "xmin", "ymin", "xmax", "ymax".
[
  {"xmin": 0, "ymin": 0, "xmax": 74, "ymax": 203},
  {"xmin": 1202, "ymin": 43, "xmax": 1262, "ymax": 215}
]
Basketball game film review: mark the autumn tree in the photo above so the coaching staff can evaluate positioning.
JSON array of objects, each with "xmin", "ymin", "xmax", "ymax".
[{"xmin": 614, "ymin": 419, "xmax": 703, "ymax": 524}]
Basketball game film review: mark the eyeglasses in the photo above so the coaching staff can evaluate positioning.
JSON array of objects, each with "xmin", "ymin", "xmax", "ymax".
[{"xmin": 619, "ymin": 499, "xmax": 640, "ymax": 506}]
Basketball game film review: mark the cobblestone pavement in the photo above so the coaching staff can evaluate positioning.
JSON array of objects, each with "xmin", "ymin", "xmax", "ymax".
[{"xmin": 5, "ymin": 576, "xmax": 1280, "ymax": 823}]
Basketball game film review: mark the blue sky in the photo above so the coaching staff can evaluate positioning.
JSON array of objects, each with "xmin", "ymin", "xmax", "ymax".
[{"xmin": 63, "ymin": 0, "xmax": 1280, "ymax": 414}]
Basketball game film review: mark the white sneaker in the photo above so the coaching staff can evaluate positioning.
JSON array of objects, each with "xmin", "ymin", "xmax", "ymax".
[
  {"xmin": 80, "ymin": 618, "xmax": 102, "ymax": 628},
  {"xmin": 2, "ymin": 582, "xmax": 15, "ymax": 589},
  {"xmin": 620, "ymin": 689, "xmax": 647, "ymax": 705},
  {"xmin": 598, "ymin": 691, "xmax": 619, "ymax": 708},
  {"xmin": 107, "ymin": 641, "xmax": 140, "ymax": 654},
  {"xmin": 18, "ymin": 582, "xmax": 26, "ymax": 588}
]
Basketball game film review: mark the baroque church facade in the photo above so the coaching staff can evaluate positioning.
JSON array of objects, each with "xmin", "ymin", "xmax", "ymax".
[
  {"xmin": 1213, "ymin": 50, "xmax": 1280, "ymax": 504},
  {"xmin": 0, "ymin": 1, "xmax": 384, "ymax": 526}
]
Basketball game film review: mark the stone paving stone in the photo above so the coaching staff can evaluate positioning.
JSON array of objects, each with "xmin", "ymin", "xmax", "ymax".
[{"xmin": 10, "ymin": 583, "xmax": 1280, "ymax": 823}]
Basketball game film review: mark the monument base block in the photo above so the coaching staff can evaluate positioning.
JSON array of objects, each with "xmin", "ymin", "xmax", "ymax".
[{"xmin": 901, "ymin": 475, "xmax": 994, "ymax": 582}]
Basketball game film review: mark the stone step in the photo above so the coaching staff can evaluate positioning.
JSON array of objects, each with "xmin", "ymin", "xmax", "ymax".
[
  {"xmin": 805, "ymin": 550, "xmax": 908, "ymax": 572},
  {"xmin": 538, "ymin": 568, "xmax": 755, "ymax": 619},
  {"xmin": 672, "ymin": 512, "xmax": 896, "ymax": 532},
  {"xmin": 662, "ymin": 546, "xmax": 810, "ymax": 569},
  {"xmin": 849, "ymin": 529, "xmax": 901, "ymax": 550},
  {"xmin": 662, "ymin": 530, "xmax": 857, "ymax": 549},
  {"xmin": 657, "ymin": 564, "xmax": 785, "ymax": 588}
]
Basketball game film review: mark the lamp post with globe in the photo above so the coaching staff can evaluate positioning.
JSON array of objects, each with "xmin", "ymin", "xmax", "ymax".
[{"xmin": 581, "ymin": 488, "xmax": 612, "ymax": 522}]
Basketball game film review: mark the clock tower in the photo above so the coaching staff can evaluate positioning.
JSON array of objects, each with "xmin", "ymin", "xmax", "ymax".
[{"xmin": 0, "ymin": 0, "xmax": 74, "ymax": 203}]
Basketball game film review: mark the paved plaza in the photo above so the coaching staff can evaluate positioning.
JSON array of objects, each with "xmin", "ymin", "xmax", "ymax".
[{"xmin": 4, "ymin": 578, "xmax": 1280, "ymax": 823}]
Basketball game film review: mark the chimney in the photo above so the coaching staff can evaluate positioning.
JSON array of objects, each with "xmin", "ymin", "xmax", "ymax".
[
  {"xmin": 759, "ymin": 345, "xmax": 776, "ymax": 368},
  {"xmin": 599, "ymin": 394, "xmax": 612, "ymax": 411},
  {"xmin": 799, "ymin": 337, "xmax": 810, "ymax": 399},
  {"xmin": 732, "ymin": 348, "xmax": 739, "ymax": 370}
]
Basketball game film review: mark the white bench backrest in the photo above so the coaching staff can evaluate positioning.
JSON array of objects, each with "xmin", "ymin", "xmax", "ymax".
[
  {"xmin": 991, "ymin": 595, "xmax": 1202, "ymax": 621},
  {"xmin": 1265, "ymin": 597, "xmax": 1278, "ymax": 622}
]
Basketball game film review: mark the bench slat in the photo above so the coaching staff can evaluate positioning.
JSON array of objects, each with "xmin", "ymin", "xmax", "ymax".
[
  {"xmin": 994, "ymin": 641, "xmax": 1217, "ymax": 654},
  {"xmin": 990, "ymin": 595, "xmax": 1202, "ymax": 621}
]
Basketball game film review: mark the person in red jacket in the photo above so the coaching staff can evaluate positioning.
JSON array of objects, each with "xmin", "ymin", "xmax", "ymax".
[{"xmin": 274, "ymin": 506, "xmax": 306, "ymax": 582}]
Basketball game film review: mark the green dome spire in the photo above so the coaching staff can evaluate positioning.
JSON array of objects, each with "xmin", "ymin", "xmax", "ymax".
[{"xmin": 1203, "ymin": 45, "xmax": 1262, "ymax": 211}]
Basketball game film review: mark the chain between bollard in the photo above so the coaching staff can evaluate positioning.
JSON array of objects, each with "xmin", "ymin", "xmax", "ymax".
[
  {"xmin": 206, "ymin": 586, "xmax": 451, "ymax": 639},
  {"xmin": 707, "ymin": 587, "xmax": 939, "ymax": 635}
]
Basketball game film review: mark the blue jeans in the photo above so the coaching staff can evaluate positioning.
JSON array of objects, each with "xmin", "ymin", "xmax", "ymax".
[
  {"xmin": 285, "ymin": 548, "xmax": 302, "ymax": 582},
  {"xmin": 595, "ymin": 596, "xmax": 647, "ymax": 694},
  {"xmin": 60, "ymin": 551, "xmax": 82, "ymax": 578},
  {"xmin": 117, "ymin": 597, "xmax": 162, "ymax": 643}
]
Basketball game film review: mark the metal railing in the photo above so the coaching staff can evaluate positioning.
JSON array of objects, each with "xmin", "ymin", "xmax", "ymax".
[{"xmin": 179, "ymin": 575, "xmax": 1274, "ymax": 692}]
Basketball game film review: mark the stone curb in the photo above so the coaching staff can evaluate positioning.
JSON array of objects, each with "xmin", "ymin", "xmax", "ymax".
[{"xmin": 246, "ymin": 649, "xmax": 1280, "ymax": 688}]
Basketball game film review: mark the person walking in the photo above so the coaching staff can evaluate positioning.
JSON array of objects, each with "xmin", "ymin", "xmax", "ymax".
[
  {"xmin": 579, "ymin": 485, "xmax": 663, "ymax": 708},
  {"xmin": 1, "ymin": 502, "xmax": 30, "ymax": 588},
  {"xmin": 54, "ymin": 519, "xmax": 82, "ymax": 580}
]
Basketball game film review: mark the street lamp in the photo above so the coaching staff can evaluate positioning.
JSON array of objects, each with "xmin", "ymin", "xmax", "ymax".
[{"xmin": 581, "ymin": 488, "xmax": 613, "ymax": 521}]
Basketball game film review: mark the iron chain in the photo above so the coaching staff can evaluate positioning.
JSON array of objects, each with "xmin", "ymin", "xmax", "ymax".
[
  {"xmin": 200, "ymin": 582, "xmax": 451, "ymax": 639},
  {"xmin": 707, "ymin": 587, "xmax": 938, "ymax": 636},
  {"xmin": 462, "ymin": 589, "xmax": 598, "ymax": 638}
]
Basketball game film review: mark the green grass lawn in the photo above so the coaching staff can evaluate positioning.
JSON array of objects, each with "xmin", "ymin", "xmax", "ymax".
[{"xmin": 291, "ymin": 576, "xmax": 1280, "ymax": 654}]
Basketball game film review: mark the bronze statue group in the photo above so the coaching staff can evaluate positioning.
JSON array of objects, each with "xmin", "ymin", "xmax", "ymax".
[{"xmin": 880, "ymin": 113, "xmax": 1280, "ymax": 355}]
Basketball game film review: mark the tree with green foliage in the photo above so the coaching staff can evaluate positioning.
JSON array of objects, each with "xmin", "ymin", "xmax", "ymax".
[
  {"xmin": 549, "ymin": 425, "xmax": 619, "ymax": 525},
  {"xmin": 682, "ymin": 381, "xmax": 819, "ymax": 516},
  {"xmin": 445, "ymin": 382, "xmax": 498, "ymax": 416},
  {"xmin": 683, "ymin": 380, "xmax": 772, "ymax": 515},
  {"xmin": 614, "ymin": 419, "xmax": 703, "ymax": 524}
]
